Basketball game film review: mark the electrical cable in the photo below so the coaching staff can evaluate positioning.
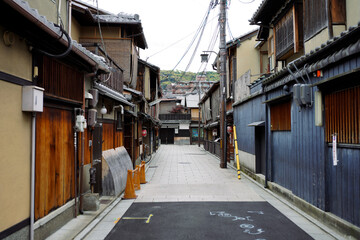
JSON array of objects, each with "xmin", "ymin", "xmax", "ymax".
[
  {"xmin": 237, "ymin": 0, "xmax": 255, "ymax": 3},
  {"xmin": 161, "ymin": 1, "xmax": 215, "ymax": 84},
  {"xmin": 96, "ymin": 0, "xmax": 109, "ymax": 63},
  {"xmin": 35, "ymin": 23, "xmax": 73, "ymax": 58}
]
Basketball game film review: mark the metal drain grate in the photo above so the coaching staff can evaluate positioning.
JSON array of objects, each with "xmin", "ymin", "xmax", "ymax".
[
  {"xmin": 178, "ymin": 162, "xmax": 191, "ymax": 164},
  {"xmin": 149, "ymin": 165, "xmax": 158, "ymax": 168}
]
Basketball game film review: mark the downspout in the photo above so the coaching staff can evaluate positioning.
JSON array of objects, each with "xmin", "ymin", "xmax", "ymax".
[
  {"xmin": 327, "ymin": 0, "xmax": 334, "ymax": 39},
  {"xmin": 57, "ymin": 0, "xmax": 62, "ymax": 26},
  {"xmin": 73, "ymin": 130, "xmax": 78, "ymax": 217},
  {"xmin": 30, "ymin": 113, "xmax": 36, "ymax": 240},
  {"xmin": 79, "ymin": 127, "xmax": 84, "ymax": 213},
  {"xmin": 264, "ymin": 99, "xmax": 269, "ymax": 188},
  {"xmin": 68, "ymin": 0, "xmax": 72, "ymax": 35}
]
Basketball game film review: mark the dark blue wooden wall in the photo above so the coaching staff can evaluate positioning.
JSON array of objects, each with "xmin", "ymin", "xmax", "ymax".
[
  {"xmin": 233, "ymin": 54, "xmax": 360, "ymax": 227},
  {"xmin": 233, "ymin": 95, "xmax": 265, "ymax": 154},
  {"xmin": 290, "ymin": 99, "xmax": 326, "ymax": 210},
  {"xmin": 327, "ymin": 147, "xmax": 360, "ymax": 227}
]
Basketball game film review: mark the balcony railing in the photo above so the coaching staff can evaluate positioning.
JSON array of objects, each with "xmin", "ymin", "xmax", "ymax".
[{"xmin": 159, "ymin": 114, "xmax": 191, "ymax": 121}]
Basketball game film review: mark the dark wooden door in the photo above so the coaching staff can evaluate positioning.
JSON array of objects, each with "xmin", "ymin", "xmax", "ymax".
[
  {"xmin": 160, "ymin": 128, "xmax": 175, "ymax": 144},
  {"xmin": 255, "ymin": 126, "xmax": 266, "ymax": 175},
  {"xmin": 93, "ymin": 123, "xmax": 103, "ymax": 194},
  {"xmin": 124, "ymin": 116, "xmax": 133, "ymax": 159}
]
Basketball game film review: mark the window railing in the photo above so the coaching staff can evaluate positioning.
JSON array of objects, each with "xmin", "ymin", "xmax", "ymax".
[{"xmin": 159, "ymin": 114, "xmax": 191, "ymax": 121}]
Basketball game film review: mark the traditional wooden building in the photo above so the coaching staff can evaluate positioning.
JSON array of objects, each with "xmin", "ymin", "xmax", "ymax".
[
  {"xmin": 232, "ymin": 0, "xmax": 360, "ymax": 237},
  {"xmin": 0, "ymin": 0, "xmax": 110, "ymax": 239},
  {"xmin": 199, "ymin": 81, "xmax": 221, "ymax": 157}
]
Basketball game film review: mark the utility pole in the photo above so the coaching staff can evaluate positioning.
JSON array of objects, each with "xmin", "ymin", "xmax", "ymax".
[
  {"xmin": 219, "ymin": 0, "xmax": 227, "ymax": 168},
  {"xmin": 198, "ymin": 80, "xmax": 201, "ymax": 147}
]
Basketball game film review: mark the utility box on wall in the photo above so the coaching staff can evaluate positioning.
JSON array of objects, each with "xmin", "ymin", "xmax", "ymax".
[{"xmin": 22, "ymin": 86, "xmax": 44, "ymax": 112}]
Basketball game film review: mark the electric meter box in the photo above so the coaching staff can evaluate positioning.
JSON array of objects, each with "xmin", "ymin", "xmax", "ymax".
[
  {"xmin": 22, "ymin": 86, "xmax": 44, "ymax": 112},
  {"xmin": 300, "ymin": 84, "xmax": 312, "ymax": 105},
  {"xmin": 88, "ymin": 109, "xmax": 97, "ymax": 127},
  {"xmin": 293, "ymin": 84, "xmax": 302, "ymax": 106}
]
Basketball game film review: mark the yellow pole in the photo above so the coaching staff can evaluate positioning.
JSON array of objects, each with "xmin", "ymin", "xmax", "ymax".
[{"xmin": 233, "ymin": 125, "xmax": 241, "ymax": 179}]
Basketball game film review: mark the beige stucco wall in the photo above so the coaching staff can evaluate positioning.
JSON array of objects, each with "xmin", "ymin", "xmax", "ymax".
[
  {"xmin": 333, "ymin": 25, "xmax": 346, "ymax": 38},
  {"xmin": 0, "ymin": 81, "xmax": 31, "ymax": 232},
  {"xmin": 71, "ymin": 17, "xmax": 81, "ymax": 42},
  {"xmin": 347, "ymin": 0, "xmax": 360, "ymax": 27},
  {"xmin": 236, "ymin": 35, "xmax": 261, "ymax": 83},
  {"xmin": 0, "ymin": 26, "xmax": 32, "ymax": 81},
  {"xmin": 28, "ymin": 0, "xmax": 68, "ymax": 29},
  {"xmin": 304, "ymin": 28, "xmax": 329, "ymax": 54}
]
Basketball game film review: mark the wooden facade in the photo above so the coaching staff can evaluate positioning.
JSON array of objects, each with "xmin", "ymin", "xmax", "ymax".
[
  {"xmin": 35, "ymin": 107, "xmax": 75, "ymax": 219},
  {"xmin": 234, "ymin": 30, "xmax": 360, "ymax": 231},
  {"xmin": 35, "ymin": 55, "xmax": 85, "ymax": 219}
]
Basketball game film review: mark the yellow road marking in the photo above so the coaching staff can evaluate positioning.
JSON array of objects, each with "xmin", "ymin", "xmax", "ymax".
[{"xmin": 118, "ymin": 214, "xmax": 154, "ymax": 224}]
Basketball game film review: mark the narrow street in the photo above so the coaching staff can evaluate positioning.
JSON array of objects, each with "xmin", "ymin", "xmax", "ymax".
[{"xmin": 77, "ymin": 145, "xmax": 338, "ymax": 240}]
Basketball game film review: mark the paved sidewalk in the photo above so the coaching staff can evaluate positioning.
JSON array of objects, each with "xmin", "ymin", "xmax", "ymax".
[{"xmin": 48, "ymin": 145, "xmax": 343, "ymax": 239}]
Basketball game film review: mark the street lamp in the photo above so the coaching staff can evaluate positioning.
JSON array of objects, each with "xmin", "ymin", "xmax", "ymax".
[{"xmin": 201, "ymin": 51, "xmax": 218, "ymax": 63}]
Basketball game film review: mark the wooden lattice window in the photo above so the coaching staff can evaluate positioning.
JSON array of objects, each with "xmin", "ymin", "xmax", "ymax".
[
  {"xmin": 274, "ymin": 3, "xmax": 303, "ymax": 60},
  {"xmin": 275, "ymin": 11, "xmax": 294, "ymax": 59},
  {"xmin": 270, "ymin": 100, "xmax": 291, "ymax": 131},
  {"xmin": 325, "ymin": 86, "xmax": 360, "ymax": 144}
]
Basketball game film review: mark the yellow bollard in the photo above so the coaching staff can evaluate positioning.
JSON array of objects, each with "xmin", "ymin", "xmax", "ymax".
[{"xmin": 233, "ymin": 125, "xmax": 241, "ymax": 180}]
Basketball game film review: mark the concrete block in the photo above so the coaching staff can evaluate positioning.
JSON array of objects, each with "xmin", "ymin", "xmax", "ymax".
[{"xmin": 83, "ymin": 193, "xmax": 100, "ymax": 211}]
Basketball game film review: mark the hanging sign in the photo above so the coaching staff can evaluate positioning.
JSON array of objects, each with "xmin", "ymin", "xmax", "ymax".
[{"xmin": 332, "ymin": 134, "xmax": 338, "ymax": 166}]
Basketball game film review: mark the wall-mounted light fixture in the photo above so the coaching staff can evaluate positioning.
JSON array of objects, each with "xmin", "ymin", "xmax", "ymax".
[{"xmin": 100, "ymin": 105, "xmax": 107, "ymax": 115}]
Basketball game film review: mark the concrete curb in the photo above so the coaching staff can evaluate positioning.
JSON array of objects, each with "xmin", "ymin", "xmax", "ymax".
[
  {"xmin": 72, "ymin": 148, "xmax": 159, "ymax": 239},
  {"xmin": 206, "ymin": 148, "xmax": 360, "ymax": 240}
]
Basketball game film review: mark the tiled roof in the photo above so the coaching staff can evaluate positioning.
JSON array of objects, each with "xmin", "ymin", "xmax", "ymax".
[
  {"xmin": 261, "ymin": 22, "xmax": 360, "ymax": 88},
  {"xmin": 4, "ymin": 0, "xmax": 109, "ymax": 73},
  {"xmin": 94, "ymin": 13, "xmax": 141, "ymax": 24},
  {"xmin": 226, "ymin": 28, "xmax": 259, "ymax": 48}
]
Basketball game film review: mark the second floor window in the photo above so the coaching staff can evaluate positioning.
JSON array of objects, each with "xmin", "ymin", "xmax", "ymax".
[{"xmin": 274, "ymin": 3, "xmax": 303, "ymax": 61}]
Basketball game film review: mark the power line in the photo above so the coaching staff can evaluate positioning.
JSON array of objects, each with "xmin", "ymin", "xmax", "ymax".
[
  {"xmin": 162, "ymin": 0, "xmax": 216, "ymax": 83},
  {"xmin": 237, "ymin": 0, "xmax": 255, "ymax": 4}
]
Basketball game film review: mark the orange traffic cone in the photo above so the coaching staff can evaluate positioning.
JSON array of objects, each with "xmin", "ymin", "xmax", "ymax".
[
  {"xmin": 123, "ymin": 169, "xmax": 137, "ymax": 199},
  {"xmin": 140, "ymin": 161, "xmax": 147, "ymax": 184},
  {"xmin": 134, "ymin": 166, "xmax": 141, "ymax": 191}
]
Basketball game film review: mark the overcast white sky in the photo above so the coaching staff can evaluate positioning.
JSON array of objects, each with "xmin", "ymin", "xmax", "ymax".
[{"xmin": 83, "ymin": 0, "xmax": 262, "ymax": 72}]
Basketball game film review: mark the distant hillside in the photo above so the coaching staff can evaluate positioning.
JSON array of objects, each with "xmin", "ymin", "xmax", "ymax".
[{"xmin": 160, "ymin": 70, "xmax": 219, "ymax": 90}]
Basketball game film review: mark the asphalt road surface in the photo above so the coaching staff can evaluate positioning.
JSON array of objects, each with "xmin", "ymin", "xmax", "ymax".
[{"xmin": 105, "ymin": 202, "xmax": 313, "ymax": 240}]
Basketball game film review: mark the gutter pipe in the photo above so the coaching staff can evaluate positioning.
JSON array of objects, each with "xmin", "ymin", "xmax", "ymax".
[{"xmin": 30, "ymin": 113, "xmax": 36, "ymax": 240}]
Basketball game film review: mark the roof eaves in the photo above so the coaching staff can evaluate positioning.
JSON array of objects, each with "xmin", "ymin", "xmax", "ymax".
[
  {"xmin": 262, "ymin": 23, "xmax": 360, "ymax": 86},
  {"xmin": 4, "ymin": 0, "xmax": 110, "ymax": 73}
]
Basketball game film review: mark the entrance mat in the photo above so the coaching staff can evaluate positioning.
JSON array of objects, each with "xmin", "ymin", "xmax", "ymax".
[{"xmin": 105, "ymin": 202, "xmax": 313, "ymax": 240}]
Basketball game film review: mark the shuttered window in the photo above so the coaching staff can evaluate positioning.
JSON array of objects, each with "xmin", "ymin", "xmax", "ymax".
[
  {"xmin": 325, "ymin": 86, "xmax": 360, "ymax": 144},
  {"xmin": 270, "ymin": 100, "xmax": 291, "ymax": 131}
]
